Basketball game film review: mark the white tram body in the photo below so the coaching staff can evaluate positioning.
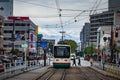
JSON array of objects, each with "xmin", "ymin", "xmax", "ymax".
[{"xmin": 53, "ymin": 44, "xmax": 71, "ymax": 68}]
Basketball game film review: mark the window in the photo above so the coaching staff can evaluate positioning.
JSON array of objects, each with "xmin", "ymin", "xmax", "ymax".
[{"xmin": 54, "ymin": 46, "xmax": 70, "ymax": 58}]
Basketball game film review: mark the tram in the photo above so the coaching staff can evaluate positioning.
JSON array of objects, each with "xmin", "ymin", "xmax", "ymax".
[{"xmin": 53, "ymin": 44, "xmax": 71, "ymax": 68}]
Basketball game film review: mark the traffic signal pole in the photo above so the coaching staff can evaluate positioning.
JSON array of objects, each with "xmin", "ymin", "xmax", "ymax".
[{"xmin": 110, "ymin": 25, "xmax": 114, "ymax": 63}]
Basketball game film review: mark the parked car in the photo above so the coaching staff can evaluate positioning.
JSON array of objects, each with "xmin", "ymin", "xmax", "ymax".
[
  {"xmin": 0, "ymin": 60, "xmax": 4, "ymax": 72},
  {"xmin": 84, "ymin": 56, "xmax": 90, "ymax": 61}
]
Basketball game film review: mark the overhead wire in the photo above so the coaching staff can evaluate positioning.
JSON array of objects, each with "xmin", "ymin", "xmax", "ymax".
[
  {"xmin": 15, "ymin": 0, "xmax": 108, "ymax": 12},
  {"xmin": 92, "ymin": 0, "xmax": 102, "ymax": 14},
  {"xmin": 15, "ymin": 0, "xmax": 56, "ymax": 9},
  {"xmin": 15, "ymin": 0, "xmax": 108, "ymax": 29}
]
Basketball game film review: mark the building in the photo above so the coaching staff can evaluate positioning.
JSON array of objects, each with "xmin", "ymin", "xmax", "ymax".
[
  {"xmin": 97, "ymin": 26, "xmax": 111, "ymax": 49},
  {"xmin": 0, "ymin": 15, "xmax": 4, "ymax": 55},
  {"xmin": 3, "ymin": 16, "xmax": 37, "ymax": 53},
  {"xmin": 108, "ymin": 0, "xmax": 120, "ymax": 11},
  {"xmin": 0, "ymin": 0, "xmax": 13, "ymax": 18},
  {"xmin": 89, "ymin": 0, "xmax": 120, "ymax": 46},
  {"xmin": 81, "ymin": 23, "xmax": 90, "ymax": 50},
  {"xmin": 89, "ymin": 11, "xmax": 114, "ymax": 45}
]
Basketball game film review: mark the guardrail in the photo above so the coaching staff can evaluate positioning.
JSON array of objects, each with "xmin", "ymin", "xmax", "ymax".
[
  {"xmin": 0, "ymin": 60, "xmax": 48, "ymax": 80},
  {"xmin": 93, "ymin": 61, "xmax": 120, "ymax": 79}
]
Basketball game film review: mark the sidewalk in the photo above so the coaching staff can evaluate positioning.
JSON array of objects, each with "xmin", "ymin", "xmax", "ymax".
[
  {"xmin": 5, "ymin": 66, "xmax": 49, "ymax": 80},
  {"xmin": 91, "ymin": 62, "xmax": 120, "ymax": 79}
]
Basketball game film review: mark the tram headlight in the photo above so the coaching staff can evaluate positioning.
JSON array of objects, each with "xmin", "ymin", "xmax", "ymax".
[
  {"xmin": 64, "ymin": 59, "xmax": 67, "ymax": 61},
  {"xmin": 56, "ymin": 59, "xmax": 59, "ymax": 61}
]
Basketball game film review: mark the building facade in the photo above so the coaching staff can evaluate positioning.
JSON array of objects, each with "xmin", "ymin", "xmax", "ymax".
[
  {"xmin": 108, "ymin": 0, "xmax": 120, "ymax": 11},
  {"xmin": 89, "ymin": 0, "xmax": 120, "ymax": 46},
  {"xmin": 81, "ymin": 23, "xmax": 90, "ymax": 50},
  {"xmin": 90, "ymin": 11, "xmax": 114, "ymax": 45},
  {"xmin": 3, "ymin": 16, "xmax": 37, "ymax": 53},
  {"xmin": 0, "ymin": 0, "xmax": 13, "ymax": 18}
]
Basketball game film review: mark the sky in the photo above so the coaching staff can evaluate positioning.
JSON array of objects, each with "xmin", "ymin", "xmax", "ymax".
[{"xmin": 13, "ymin": 0, "xmax": 108, "ymax": 43}]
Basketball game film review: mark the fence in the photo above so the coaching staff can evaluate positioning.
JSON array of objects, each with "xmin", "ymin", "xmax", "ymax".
[
  {"xmin": 93, "ymin": 61, "xmax": 120, "ymax": 79},
  {"xmin": 0, "ymin": 60, "xmax": 47, "ymax": 80}
]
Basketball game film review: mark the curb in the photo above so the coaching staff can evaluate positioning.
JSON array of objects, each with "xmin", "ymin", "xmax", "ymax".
[{"xmin": 91, "ymin": 66, "xmax": 120, "ymax": 79}]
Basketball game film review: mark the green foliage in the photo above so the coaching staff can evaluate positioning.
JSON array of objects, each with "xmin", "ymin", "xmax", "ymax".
[
  {"xmin": 84, "ymin": 45, "xmax": 97, "ymax": 54},
  {"xmin": 13, "ymin": 49, "xmax": 19, "ymax": 55},
  {"xmin": 58, "ymin": 39, "xmax": 77, "ymax": 53}
]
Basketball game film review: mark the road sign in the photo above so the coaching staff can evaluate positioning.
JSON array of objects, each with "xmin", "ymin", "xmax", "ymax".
[
  {"xmin": 39, "ymin": 40, "xmax": 47, "ymax": 48},
  {"xmin": 21, "ymin": 44, "xmax": 28, "ymax": 49}
]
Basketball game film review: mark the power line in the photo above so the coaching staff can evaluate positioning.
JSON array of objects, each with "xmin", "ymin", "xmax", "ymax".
[
  {"xmin": 15, "ymin": 0, "xmax": 56, "ymax": 9},
  {"xmin": 15, "ymin": 0, "xmax": 108, "ymax": 12}
]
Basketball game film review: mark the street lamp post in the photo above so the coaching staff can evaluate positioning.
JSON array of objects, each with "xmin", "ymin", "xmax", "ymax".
[{"xmin": 97, "ymin": 31, "xmax": 101, "ymax": 61}]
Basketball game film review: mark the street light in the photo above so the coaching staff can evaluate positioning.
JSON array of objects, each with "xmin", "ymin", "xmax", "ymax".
[
  {"xmin": 110, "ymin": 25, "xmax": 114, "ymax": 63},
  {"xmin": 97, "ymin": 31, "xmax": 100, "ymax": 61}
]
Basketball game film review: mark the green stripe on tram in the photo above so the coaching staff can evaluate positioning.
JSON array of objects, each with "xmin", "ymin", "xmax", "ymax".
[{"xmin": 53, "ymin": 63, "xmax": 70, "ymax": 68}]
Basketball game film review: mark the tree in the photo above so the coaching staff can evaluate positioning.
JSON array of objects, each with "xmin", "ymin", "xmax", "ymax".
[
  {"xmin": 84, "ymin": 45, "xmax": 97, "ymax": 54},
  {"xmin": 58, "ymin": 39, "xmax": 77, "ymax": 53}
]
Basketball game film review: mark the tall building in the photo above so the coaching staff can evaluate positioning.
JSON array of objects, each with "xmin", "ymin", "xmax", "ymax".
[
  {"xmin": 108, "ymin": 0, "xmax": 120, "ymax": 11},
  {"xmin": 0, "ymin": 0, "xmax": 13, "ymax": 18},
  {"xmin": 89, "ymin": 0, "xmax": 120, "ymax": 46},
  {"xmin": 81, "ymin": 23, "xmax": 90, "ymax": 50},
  {"xmin": 90, "ymin": 11, "xmax": 114, "ymax": 45},
  {"xmin": 3, "ymin": 16, "xmax": 37, "ymax": 53}
]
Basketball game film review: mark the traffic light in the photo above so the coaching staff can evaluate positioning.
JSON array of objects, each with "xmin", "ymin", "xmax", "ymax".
[
  {"xmin": 115, "ymin": 29, "xmax": 119, "ymax": 37},
  {"xmin": 103, "ymin": 37, "xmax": 107, "ymax": 42}
]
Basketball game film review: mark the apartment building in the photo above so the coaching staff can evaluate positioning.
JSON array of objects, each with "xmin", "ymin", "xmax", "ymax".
[{"xmin": 3, "ymin": 16, "xmax": 37, "ymax": 53}]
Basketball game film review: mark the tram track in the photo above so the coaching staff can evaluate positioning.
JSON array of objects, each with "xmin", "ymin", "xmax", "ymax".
[
  {"xmin": 77, "ymin": 67, "xmax": 90, "ymax": 80},
  {"xmin": 35, "ymin": 68, "xmax": 66, "ymax": 80},
  {"xmin": 35, "ymin": 68, "xmax": 56, "ymax": 80},
  {"xmin": 5, "ymin": 67, "xmax": 117, "ymax": 80},
  {"xmin": 60, "ymin": 69, "xmax": 66, "ymax": 80},
  {"xmin": 79, "ymin": 67, "xmax": 116, "ymax": 80}
]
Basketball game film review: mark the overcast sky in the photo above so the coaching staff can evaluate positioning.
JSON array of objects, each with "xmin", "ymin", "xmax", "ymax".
[{"xmin": 13, "ymin": 0, "xmax": 108, "ymax": 43}]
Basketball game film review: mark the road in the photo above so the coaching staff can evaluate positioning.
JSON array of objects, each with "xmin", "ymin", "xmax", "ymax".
[
  {"xmin": 4, "ymin": 58, "xmax": 117, "ymax": 80},
  {"xmin": 5, "ymin": 67, "xmax": 116, "ymax": 80}
]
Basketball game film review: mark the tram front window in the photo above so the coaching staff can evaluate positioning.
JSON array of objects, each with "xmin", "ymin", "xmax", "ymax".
[{"xmin": 54, "ymin": 46, "xmax": 70, "ymax": 58}]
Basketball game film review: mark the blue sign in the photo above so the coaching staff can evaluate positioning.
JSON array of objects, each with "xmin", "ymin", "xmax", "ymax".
[
  {"xmin": 39, "ymin": 40, "xmax": 47, "ymax": 48},
  {"xmin": 38, "ymin": 34, "xmax": 43, "ymax": 37},
  {"xmin": 16, "ymin": 34, "xmax": 21, "ymax": 39}
]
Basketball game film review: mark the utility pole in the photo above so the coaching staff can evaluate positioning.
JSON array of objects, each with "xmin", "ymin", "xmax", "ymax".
[
  {"xmin": 55, "ymin": 0, "xmax": 65, "ymax": 42},
  {"xmin": 110, "ymin": 25, "xmax": 114, "ymax": 63},
  {"xmin": 11, "ymin": 20, "xmax": 15, "ymax": 53}
]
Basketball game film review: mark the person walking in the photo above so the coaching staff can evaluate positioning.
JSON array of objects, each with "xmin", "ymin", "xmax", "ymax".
[
  {"xmin": 78, "ymin": 57, "xmax": 81, "ymax": 66},
  {"xmin": 90, "ymin": 57, "xmax": 93, "ymax": 66},
  {"xmin": 72, "ymin": 56, "xmax": 76, "ymax": 66}
]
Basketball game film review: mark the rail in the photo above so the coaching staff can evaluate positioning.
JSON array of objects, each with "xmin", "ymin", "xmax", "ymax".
[
  {"xmin": 93, "ymin": 61, "xmax": 120, "ymax": 79},
  {"xmin": 0, "ymin": 60, "xmax": 47, "ymax": 80}
]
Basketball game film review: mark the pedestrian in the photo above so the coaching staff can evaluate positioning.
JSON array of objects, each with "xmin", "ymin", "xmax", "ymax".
[
  {"xmin": 78, "ymin": 57, "xmax": 81, "ymax": 66},
  {"xmin": 90, "ymin": 57, "xmax": 93, "ymax": 66},
  {"xmin": 72, "ymin": 56, "xmax": 76, "ymax": 66},
  {"xmin": 118, "ymin": 59, "xmax": 120, "ymax": 65}
]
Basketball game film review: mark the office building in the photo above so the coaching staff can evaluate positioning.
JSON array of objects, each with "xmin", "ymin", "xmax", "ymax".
[
  {"xmin": 81, "ymin": 23, "xmax": 90, "ymax": 50},
  {"xmin": 0, "ymin": 0, "xmax": 13, "ymax": 18},
  {"xmin": 3, "ymin": 16, "xmax": 37, "ymax": 53}
]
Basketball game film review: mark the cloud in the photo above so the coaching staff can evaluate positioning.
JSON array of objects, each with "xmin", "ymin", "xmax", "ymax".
[{"xmin": 14, "ymin": 0, "xmax": 108, "ymax": 43}]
